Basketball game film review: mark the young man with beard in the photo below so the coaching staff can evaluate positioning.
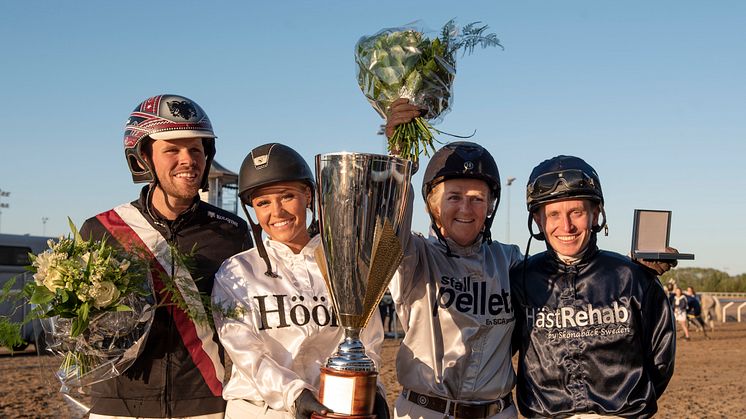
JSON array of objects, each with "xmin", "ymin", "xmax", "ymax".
[
  {"xmin": 80, "ymin": 94, "xmax": 251, "ymax": 418},
  {"xmin": 510, "ymin": 155, "xmax": 676, "ymax": 419}
]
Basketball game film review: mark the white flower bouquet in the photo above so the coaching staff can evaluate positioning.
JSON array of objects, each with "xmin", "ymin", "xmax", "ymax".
[
  {"xmin": 356, "ymin": 19, "xmax": 502, "ymax": 163},
  {"xmin": 26, "ymin": 219, "xmax": 155, "ymax": 388}
]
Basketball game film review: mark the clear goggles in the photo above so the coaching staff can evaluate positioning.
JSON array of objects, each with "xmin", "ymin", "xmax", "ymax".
[{"xmin": 527, "ymin": 169, "xmax": 599, "ymax": 201}]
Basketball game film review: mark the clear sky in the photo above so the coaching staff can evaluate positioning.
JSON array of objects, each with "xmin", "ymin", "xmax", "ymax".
[{"xmin": 1, "ymin": 1, "xmax": 744, "ymax": 274}]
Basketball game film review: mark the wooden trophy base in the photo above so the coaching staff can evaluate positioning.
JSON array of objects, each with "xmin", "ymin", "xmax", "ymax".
[
  {"xmin": 312, "ymin": 367, "xmax": 377, "ymax": 418},
  {"xmin": 311, "ymin": 413, "xmax": 376, "ymax": 419}
]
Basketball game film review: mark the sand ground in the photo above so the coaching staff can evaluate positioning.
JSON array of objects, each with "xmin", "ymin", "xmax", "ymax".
[{"xmin": 1, "ymin": 322, "xmax": 744, "ymax": 418}]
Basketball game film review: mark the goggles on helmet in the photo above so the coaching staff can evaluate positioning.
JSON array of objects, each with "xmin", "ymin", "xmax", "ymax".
[{"xmin": 527, "ymin": 169, "xmax": 600, "ymax": 203}]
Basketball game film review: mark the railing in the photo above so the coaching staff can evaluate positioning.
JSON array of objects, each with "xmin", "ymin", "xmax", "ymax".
[
  {"xmin": 701, "ymin": 293, "xmax": 746, "ymax": 322},
  {"xmin": 721, "ymin": 301, "xmax": 746, "ymax": 322},
  {"xmin": 700, "ymin": 292, "xmax": 746, "ymax": 298}
]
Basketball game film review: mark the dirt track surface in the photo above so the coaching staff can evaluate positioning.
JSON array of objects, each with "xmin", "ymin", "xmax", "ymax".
[{"xmin": 2, "ymin": 323, "xmax": 744, "ymax": 418}]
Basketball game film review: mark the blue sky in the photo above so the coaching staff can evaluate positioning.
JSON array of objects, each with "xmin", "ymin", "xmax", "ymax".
[{"xmin": 1, "ymin": 1, "xmax": 744, "ymax": 274}]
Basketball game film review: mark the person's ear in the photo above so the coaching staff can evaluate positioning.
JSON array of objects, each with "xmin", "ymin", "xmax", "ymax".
[
  {"xmin": 592, "ymin": 204, "xmax": 601, "ymax": 227},
  {"xmin": 532, "ymin": 211, "xmax": 543, "ymax": 233},
  {"xmin": 305, "ymin": 187, "xmax": 312, "ymax": 208}
]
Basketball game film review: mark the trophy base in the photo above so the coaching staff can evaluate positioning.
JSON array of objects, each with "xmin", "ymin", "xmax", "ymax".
[
  {"xmin": 311, "ymin": 413, "xmax": 375, "ymax": 419},
  {"xmin": 317, "ymin": 367, "xmax": 378, "ymax": 417}
]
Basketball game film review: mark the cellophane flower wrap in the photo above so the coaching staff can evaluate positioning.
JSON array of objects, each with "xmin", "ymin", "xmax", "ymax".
[
  {"xmin": 27, "ymin": 220, "xmax": 155, "ymax": 389},
  {"xmin": 355, "ymin": 19, "xmax": 501, "ymax": 163}
]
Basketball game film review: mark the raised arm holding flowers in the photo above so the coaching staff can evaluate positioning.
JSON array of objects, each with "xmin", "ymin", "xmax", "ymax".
[{"xmin": 356, "ymin": 19, "xmax": 502, "ymax": 163}]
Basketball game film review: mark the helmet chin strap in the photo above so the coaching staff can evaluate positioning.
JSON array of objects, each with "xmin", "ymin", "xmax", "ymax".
[
  {"xmin": 306, "ymin": 192, "xmax": 319, "ymax": 237},
  {"xmin": 144, "ymin": 182, "xmax": 166, "ymax": 227},
  {"xmin": 591, "ymin": 206, "xmax": 608, "ymax": 236},
  {"xmin": 240, "ymin": 202, "xmax": 279, "ymax": 278},
  {"xmin": 146, "ymin": 177, "xmax": 197, "ymax": 222},
  {"xmin": 481, "ymin": 205, "xmax": 498, "ymax": 244},
  {"xmin": 527, "ymin": 212, "xmax": 545, "ymax": 241},
  {"xmin": 425, "ymin": 199, "xmax": 458, "ymax": 258},
  {"xmin": 142, "ymin": 154, "xmax": 167, "ymax": 223}
]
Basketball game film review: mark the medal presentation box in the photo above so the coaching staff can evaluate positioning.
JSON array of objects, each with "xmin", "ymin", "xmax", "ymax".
[{"xmin": 631, "ymin": 209, "xmax": 694, "ymax": 261}]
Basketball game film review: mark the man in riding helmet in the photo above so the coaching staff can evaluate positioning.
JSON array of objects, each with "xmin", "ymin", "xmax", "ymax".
[
  {"xmin": 510, "ymin": 155, "xmax": 676, "ymax": 419},
  {"xmin": 211, "ymin": 143, "xmax": 387, "ymax": 419},
  {"xmin": 81, "ymin": 94, "xmax": 251, "ymax": 418}
]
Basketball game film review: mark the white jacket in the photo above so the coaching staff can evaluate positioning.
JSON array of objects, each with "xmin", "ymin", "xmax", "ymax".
[
  {"xmin": 390, "ymin": 232, "xmax": 522, "ymax": 402},
  {"xmin": 212, "ymin": 235, "xmax": 384, "ymax": 415}
]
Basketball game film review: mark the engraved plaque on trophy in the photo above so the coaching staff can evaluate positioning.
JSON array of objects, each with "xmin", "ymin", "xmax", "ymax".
[{"xmin": 313, "ymin": 152, "xmax": 412, "ymax": 418}]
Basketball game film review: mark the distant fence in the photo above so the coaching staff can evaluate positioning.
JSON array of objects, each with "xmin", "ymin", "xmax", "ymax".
[{"xmin": 700, "ymin": 292, "xmax": 746, "ymax": 322}]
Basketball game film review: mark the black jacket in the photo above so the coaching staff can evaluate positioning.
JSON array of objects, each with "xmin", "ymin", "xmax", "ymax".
[
  {"xmin": 510, "ymin": 238, "xmax": 675, "ymax": 418},
  {"xmin": 80, "ymin": 186, "xmax": 251, "ymax": 417}
]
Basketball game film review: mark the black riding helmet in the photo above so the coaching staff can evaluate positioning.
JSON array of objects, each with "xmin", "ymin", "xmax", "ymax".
[
  {"xmin": 239, "ymin": 143, "xmax": 315, "ymax": 205},
  {"xmin": 238, "ymin": 143, "xmax": 316, "ymax": 277},
  {"xmin": 421, "ymin": 141, "xmax": 501, "ymax": 250},
  {"xmin": 525, "ymin": 155, "xmax": 606, "ymax": 240}
]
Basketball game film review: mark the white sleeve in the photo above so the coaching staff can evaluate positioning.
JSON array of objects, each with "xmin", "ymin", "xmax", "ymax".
[
  {"xmin": 361, "ymin": 309, "xmax": 385, "ymax": 369},
  {"xmin": 390, "ymin": 232, "xmax": 425, "ymax": 297},
  {"xmin": 212, "ymin": 259, "xmax": 309, "ymax": 412},
  {"xmin": 389, "ymin": 187, "xmax": 422, "ymax": 306},
  {"xmin": 361, "ymin": 309, "xmax": 386, "ymax": 394}
]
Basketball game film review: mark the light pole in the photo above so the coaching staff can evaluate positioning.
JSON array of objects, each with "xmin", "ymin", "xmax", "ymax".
[
  {"xmin": 0, "ymin": 189, "xmax": 10, "ymax": 234},
  {"xmin": 505, "ymin": 177, "xmax": 516, "ymax": 243},
  {"xmin": 42, "ymin": 217, "xmax": 49, "ymax": 236}
]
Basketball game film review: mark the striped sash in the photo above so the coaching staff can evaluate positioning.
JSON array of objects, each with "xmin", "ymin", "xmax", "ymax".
[{"xmin": 95, "ymin": 203, "xmax": 224, "ymax": 396}]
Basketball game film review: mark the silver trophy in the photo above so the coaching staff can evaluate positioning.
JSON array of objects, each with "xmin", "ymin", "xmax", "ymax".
[{"xmin": 314, "ymin": 152, "xmax": 412, "ymax": 418}]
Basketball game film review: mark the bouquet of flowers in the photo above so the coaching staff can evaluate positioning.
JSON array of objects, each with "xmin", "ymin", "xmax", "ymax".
[
  {"xmin": 356, "ymin": 19, "xmax": 502, "ymax": 162},
  {"xmin": 22, "ymin": 219, "xmax": 155, "ymax": 388}
]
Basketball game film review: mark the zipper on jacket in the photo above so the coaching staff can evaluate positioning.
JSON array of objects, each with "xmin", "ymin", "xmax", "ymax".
[{"xmin": 559, "ymin": 264, "xmax": 578, "ymax": 305}]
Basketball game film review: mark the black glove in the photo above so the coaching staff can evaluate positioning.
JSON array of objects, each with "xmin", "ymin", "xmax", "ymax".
[
  {"xmin": 294, "ymin": 389, "xmax": 330, "ymax": 419},
  {"xmin": 374, "ymin": 389, "xmax": 390, "ymax": 419}
]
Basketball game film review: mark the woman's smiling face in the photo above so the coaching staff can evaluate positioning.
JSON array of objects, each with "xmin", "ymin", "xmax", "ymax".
[
  {"xmin": 251, "ymin": 181, "xmax": 312, "ymax": 253},
  {"xmin": 430, "ymin": 178, "xmax": 491, "ymax": 247}
]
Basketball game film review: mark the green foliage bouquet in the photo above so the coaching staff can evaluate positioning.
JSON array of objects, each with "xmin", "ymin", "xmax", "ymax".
[
  {"xmin": 356, "ymin": 19, "xmax": 502, "ymax": 163},
  {"xmin": 2, "ymin": 219, "xmax": 155, "ymax": 388}
]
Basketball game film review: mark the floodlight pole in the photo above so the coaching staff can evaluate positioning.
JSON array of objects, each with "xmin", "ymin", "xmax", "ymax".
[
  {"xmin": 0, "ymin": 189, "xmax": 10, "ymax": 234},
  {"xmin": 505, "ymin": 177, "xmax": 516, "ymax": 243}
]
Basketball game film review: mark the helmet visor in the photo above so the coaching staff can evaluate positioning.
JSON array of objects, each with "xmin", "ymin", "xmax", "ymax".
[
  {"xmin": 149, "ymin": 129, "xmax": 216, "ymax": 140},
  {"xmin": 528, "ymin": 169, "xmax": 600, "ymax": 202}
]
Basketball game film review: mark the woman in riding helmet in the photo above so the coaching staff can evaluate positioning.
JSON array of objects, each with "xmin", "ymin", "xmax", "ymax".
[
  {"xmin": 211, "ymin": 143, "xmax": 387, "ymax": 419},
  {"xmin": 386, "ymin": 100, "xmax": 522, "ymax": 419}
]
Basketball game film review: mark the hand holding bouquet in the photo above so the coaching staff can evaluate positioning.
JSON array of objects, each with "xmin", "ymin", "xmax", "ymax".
[
  {"xmin": 14, "ymin": 219, "xmax": 155, "ymax": 388},
  {"xmin": 356, "ymin": 19, "xmax": 501, "ymax": 162}
]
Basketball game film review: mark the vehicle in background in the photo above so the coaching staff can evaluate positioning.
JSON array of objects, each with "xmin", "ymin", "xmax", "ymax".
[{"xmin": 0, "ymin": 233, "xmax": 54, "ymax": 352}]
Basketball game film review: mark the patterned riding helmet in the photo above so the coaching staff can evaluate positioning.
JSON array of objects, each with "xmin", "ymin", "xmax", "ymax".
[{"xmin": 123, "ymin": 94, "xmax": 216, "ymax": 189}]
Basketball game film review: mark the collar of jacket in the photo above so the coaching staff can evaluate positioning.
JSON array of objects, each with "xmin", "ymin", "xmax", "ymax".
[
  {"xmin": 544, "ymin": 233, "xmax": 601, "ymax": 270},
  {"xmin": 428, "ymin": 233, "xmax": 483, "ymax": 257},
  {"xmin": 265, "ymin": 234, "xmax": 320, "ymax": 259},
  {"xmin": 136, "ymin": 184, "xmax": 200, "ymax": 233}
]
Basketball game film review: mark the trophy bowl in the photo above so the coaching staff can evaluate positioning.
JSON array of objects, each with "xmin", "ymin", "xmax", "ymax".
[{"xmin": 314, "ymin": 152, "xmax": 412, "ymax": 417}]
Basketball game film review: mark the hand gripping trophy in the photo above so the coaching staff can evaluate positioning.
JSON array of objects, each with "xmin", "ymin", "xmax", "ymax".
[{"xmin": 313, "ymin": 152, "xmax": 412, "ymax": 418}]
